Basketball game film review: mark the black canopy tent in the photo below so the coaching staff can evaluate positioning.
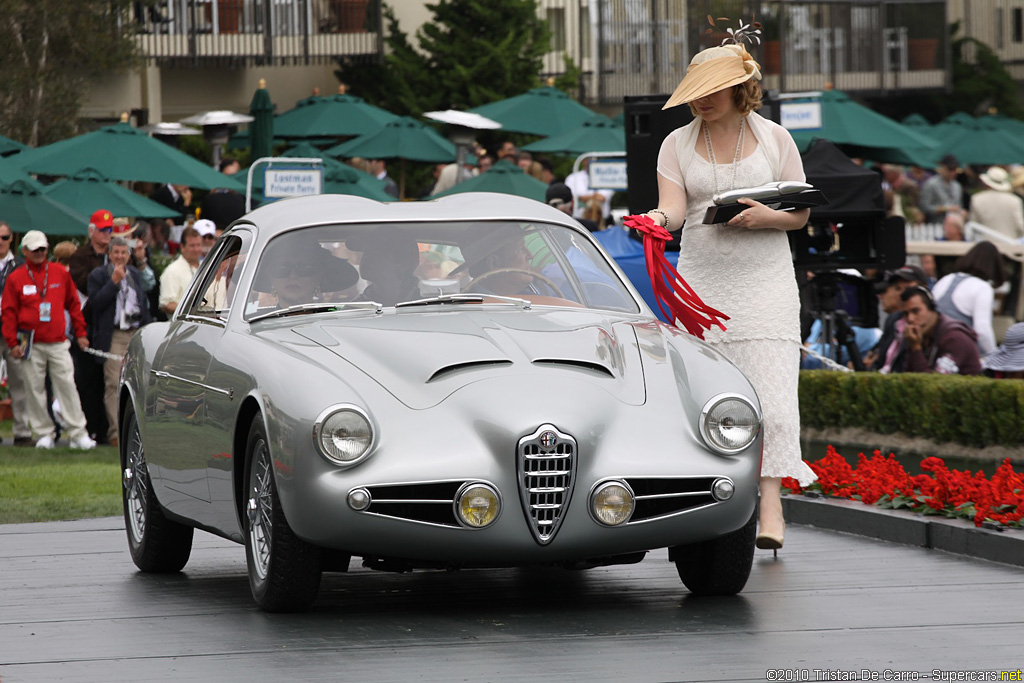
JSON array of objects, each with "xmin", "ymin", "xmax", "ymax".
[
  {"xmin": 793, "ymin": 140, "xmax": 908, "ymax": 365},
  {"xmin": 791, "ymin": 138, "xmax": 904, "ymax": 272}
]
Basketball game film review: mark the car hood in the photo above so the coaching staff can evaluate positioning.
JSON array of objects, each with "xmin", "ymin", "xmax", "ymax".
[{"xmin": 291, "ymin": 309, "xmax": 647, "ymax": 409}]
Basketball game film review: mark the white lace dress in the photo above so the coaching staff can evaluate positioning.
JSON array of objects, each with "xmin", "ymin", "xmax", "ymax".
[{"xmin": 670, "ymin": 139, "xmax": 816, "ymax": 485}]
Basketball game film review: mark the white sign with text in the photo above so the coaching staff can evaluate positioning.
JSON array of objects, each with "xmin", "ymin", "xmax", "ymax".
[
  {"xmin": 264, "ymin": 168, "xmax": 323, "ymax": 198},
  {"xmin": 780, "ymin": 102, "xmax": 823, "ymax": 131},
  {"xmin": 589, "ymin": 160, "xmax": 628, "ymax": 190}
]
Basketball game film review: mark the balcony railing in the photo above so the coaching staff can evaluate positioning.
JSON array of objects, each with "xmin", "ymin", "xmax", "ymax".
[
  {"xmin": 539, "ymin": 0, "xmax": 950, "ymax": 106},
  {"xmin": 132, "ymin": 0, "xmax": 382, "ymax": 66}
]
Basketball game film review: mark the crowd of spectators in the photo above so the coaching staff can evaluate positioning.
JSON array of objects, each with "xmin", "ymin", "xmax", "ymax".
[
  {"xmin": 802, "ymin": 153, "xmax": 1024, "ymax": 378},
  {"xmin": 415, "ymin": 139, "xmax": 614, "ymax": 231},
  {"xmin": 0, "ymin": 156, "xmax": 246, "ymax": 448}
]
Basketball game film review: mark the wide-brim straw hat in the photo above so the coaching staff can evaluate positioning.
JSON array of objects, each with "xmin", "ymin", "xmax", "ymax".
[
  {"xmin": 984, "ymin": 322, "xmax": 1024, "ymax": 372},
  {"xmin": 980, "ymin": 166, "xmax": 1013, "ymax": 192},
  {"xmin": 663, "ymin": 44, "xmax": 762, "ymax": 110}
]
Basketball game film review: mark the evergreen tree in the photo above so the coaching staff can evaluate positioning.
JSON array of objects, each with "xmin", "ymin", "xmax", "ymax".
[
  {"xmin": 941, "ymin": 35, "xmax": 1024, "ymax": 119},
  {"xmin": 0, "ymin": 0, "xmax": 140, "ymax": 146},
  {"xmin": 336, "ymin": 0, "xmax": 552, "ymax": 117}
]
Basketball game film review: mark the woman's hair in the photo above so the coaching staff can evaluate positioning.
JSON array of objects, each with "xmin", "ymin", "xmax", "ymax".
[
  {"xmin": 52, "ymin": 241, "xmax": 77, "ymax": 266},
  {"xmin": 686, "ymin": 80, "xmax": 763, "ymax": 117},
  {"xmin": 955, "ymin": 240, "xmax": 1006, "ymax": 287}
]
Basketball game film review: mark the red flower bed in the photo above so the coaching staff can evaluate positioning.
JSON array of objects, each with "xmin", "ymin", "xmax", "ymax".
[{"xmin": 783, "ymin": 446, "xmax": 1024, "ymax": 528}]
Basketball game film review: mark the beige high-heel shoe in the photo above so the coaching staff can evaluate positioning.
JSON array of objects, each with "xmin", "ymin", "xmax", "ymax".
[{"xmin": 755, "ymin": 530, "xmax": 784, "ymax": 558}]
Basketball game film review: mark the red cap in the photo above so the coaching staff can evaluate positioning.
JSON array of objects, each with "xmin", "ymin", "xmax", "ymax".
[{"xmin": 90, "ymin": 209, "xmax": 114, "ymax": 229}]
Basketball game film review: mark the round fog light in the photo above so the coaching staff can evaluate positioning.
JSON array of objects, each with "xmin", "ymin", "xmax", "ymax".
[
  {"xmin": 347, "ymin": 487, "xmax": 371, "ymax": 511},
  {"xmin": 712, "ymin": 478, "xmax": 735, "ymax": 501},
  {"xmin": 456, "ymin": 484, "xmax": 500, "ymax": 528},
  {"xmin": 591, "ymin": 480, "xmax": 635, "ymax": 526}
]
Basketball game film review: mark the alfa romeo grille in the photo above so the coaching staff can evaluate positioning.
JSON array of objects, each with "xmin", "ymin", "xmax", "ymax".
[{"xmin": 517, "ymin": 424, "xmax": 577, "ymax": 545}]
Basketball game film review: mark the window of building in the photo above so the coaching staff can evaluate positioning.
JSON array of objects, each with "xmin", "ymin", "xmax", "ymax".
[
  {"xmin": 1014, "ymin": 8, "xmax": 1023, "ymax": 43},
  {"xmin": 547, "ymin": 8, "xmax": 566, "ymax": 52}
]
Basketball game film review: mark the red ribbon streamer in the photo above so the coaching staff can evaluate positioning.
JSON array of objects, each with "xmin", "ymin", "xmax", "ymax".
[{"xmin": 622, "ymin": 214, "xmax": 729, "ymax": 339}]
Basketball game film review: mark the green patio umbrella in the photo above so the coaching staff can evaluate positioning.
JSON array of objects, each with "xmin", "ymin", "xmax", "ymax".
[
  {"xmin": 249, "ymin": 79, "xmax": 275, "ymax": 161},
  {"xmin": 0, "ymin": 179, "xmax": 88, "ymax": 235},
  {"xmin": 978, "ymin": 113, "xmax": 1024, "ymax": 137},
  {"xmin": 522, "ymin": 115, "xmax": 625, "ymax": 155},
  {"xmin": 430, "ymin": 159, "xmax": 547, "ymax": 202},
  {"xmin": 469, "ymin": 85, "xmax": 596, "ymax": 137},
  {"xmin": 0, "ymin": 155, "xmax": 42, "ymax": 190},
  {"xmin": 16, "ymin": 122, "xmax": 244, "ymax": 191},
  {"xmin": 325, "ymin": 116, "xmax": 457, "ymax": 198},
  {"xmin": 42, "ymin": 168, "xmax": 180, "ymax": 220},
  {"xmin": 902, "ymin": 113, "xmax": 933, "ymax": 129},
  {"xmin": 928, "ymin": 115, "xmax": 1024, "ymax": 166},
  {"xmin": 0, "ymin": 134, "xmax": 29, "ymax": 158},
  {"xmin": 273, "ymin": 90, "xmax": 399, "ymax": 139},
  {"xmin": 281, "ymin": 141, "xmax": 347, "ymax": 168},
  {"xmin": 787, "ymin": 90, "xmax": 940, "ymax": 166},
  {"xmin": 322, "ymin": 165, "xmax": 395, "ymax": 201}
]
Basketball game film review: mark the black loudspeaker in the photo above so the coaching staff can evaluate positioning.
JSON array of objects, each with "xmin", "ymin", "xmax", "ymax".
[
  {"xmin": 623, "ymin": 95, "xmax": 691, "ymax": 250},
  {"xmin": 624, "ymin": 92, "xmax": 780, "ymax": 251}
]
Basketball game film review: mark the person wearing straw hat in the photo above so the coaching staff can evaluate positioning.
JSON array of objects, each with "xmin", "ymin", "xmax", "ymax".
[
  {"xmin": 983, "ymin": 322, "xmax": 1024, "ymax": 379},
  {"xmin": 643, "ymin": 21, "xmax": 816, "ymax": 554},
  {"xmin": 968, "ymin": 166, "xmax": 1024, "ymax": 241}
]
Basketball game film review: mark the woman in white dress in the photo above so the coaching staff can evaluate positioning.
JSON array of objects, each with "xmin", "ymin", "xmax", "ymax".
[{"xmin": 644, "ymin": 36, "xmax": 817, "ymax": 553}]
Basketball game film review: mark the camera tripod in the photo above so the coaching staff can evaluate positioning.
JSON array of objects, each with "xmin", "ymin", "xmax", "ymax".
[{"xmin": 807, "ymin": 273, "xmax": 866, "ymax": 372}]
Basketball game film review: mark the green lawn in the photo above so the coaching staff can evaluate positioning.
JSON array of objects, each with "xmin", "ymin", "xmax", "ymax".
[{"xmin": 0, "ymin": 423, "xmax": 122, "ymax": 524}]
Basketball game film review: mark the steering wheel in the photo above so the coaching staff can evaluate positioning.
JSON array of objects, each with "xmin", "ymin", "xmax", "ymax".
[{"xmin": 466, "ymin": 268, "xmax": 565, "ymax": 299}]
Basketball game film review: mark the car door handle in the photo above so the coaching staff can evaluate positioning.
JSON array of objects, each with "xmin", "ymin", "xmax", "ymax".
[{"xmin": 150, "ymin": 369, "xmax": 234, "ymax": 399}]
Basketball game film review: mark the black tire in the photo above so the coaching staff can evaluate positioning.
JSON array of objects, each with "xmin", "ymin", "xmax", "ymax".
[
  {"xmin": 121, "ymin": 403, "xmax": 193, "ymax": 573},
  {"xmin": 672, "ymin": 511, "xmax": 756, "ymax": 596},
  {"xmin": 244, "ymin": 416, "xmax": 322, "ymax": 612}
]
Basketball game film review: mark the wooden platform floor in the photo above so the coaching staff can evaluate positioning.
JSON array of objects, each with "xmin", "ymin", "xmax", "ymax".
[{"xmin": 1, "ymin": 517, "xmax": 1022, "ymax": 682}]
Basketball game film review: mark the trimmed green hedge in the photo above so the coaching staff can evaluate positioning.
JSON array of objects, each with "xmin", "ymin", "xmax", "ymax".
[{"xmin": 799, "ymin": 371, "xmax": 1024, "ymax": 448}]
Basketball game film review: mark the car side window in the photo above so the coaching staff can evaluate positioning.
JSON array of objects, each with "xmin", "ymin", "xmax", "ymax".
[{"xmin": 187, "ymin": 235, "xmax": 250, "ymax": 319}]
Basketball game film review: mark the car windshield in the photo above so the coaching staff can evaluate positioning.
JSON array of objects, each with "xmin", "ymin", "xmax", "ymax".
[{"xmin": 243, "ymin": 221, "xmax": 639, "ymax": 320}]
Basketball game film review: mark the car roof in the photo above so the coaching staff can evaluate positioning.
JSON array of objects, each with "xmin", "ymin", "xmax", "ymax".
[{"xmin": 240, "ymin": 192, "xmax": 582, "ymax": 235}]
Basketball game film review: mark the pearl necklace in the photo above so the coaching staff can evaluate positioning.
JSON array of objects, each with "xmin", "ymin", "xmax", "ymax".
[{"xmin": 703, "ymin": 117, "xmax": 746, "ymax": 196}]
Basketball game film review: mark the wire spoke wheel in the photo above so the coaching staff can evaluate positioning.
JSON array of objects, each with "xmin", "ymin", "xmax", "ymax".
[
  {"xmin": 120, "ymin": 403, "xmax": 193, "ymax": 573},
  {"xmin": 243, "ymin": 416, "xmax": 322, "ymax": 612},
  {"xmin": 124, "ymin": 415, "xmax": 149, "ymax": 544},
  {"xmin": 247, "ymin": 438, "xmax": 274, "ymax": 581}
]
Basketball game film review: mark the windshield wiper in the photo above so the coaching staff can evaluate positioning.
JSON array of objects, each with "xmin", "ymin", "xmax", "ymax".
[
  {"xmin": 395, "ymin": 293, "xmax": 531, "ymax": 310},
  {"xmin": 249, "ymin": 301, "xmax": 383, "ymax": 322}
]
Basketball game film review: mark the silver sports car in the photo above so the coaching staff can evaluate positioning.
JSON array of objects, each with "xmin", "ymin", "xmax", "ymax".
[{"xmin": 119, "ymin": 193, "xmax": 763, "ymax": 611}]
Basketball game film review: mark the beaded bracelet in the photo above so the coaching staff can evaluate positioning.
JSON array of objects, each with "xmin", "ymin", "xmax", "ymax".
[{"xmin": 647, "ymin": 209, "xmax": 671, "ymax": 230}]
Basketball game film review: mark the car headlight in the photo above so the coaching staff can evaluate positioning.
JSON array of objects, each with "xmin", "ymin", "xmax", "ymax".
[
  {"xmin": 312, "ymin": 405, "xmax": 373, "ymax": 466},
  {"xmin": 590, "ymin": 480, "xmax": 635, "ymax": 526},
  {"xmin": 699, "ymin": 393, "xmax": 760, "ymax": 455},
  {"xmin": 455, "ymin": 483, "xmax": 500, "ymax": 528}
]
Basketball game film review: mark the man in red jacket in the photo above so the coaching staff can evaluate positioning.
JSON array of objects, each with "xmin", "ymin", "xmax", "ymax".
[{"xmin": 1, "ymin": 231, "xmax": 96, "ymax": 449}]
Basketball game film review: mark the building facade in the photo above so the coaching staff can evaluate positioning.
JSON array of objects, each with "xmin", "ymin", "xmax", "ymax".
[{"xmin": 93, "ymin": 0, "xmax": 1023, "ymax": 127}]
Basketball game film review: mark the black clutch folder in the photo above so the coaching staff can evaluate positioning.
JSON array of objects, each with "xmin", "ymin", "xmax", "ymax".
[{"xmin": 702, "ymin": 185, "xmax": 829, "ymax": 224}]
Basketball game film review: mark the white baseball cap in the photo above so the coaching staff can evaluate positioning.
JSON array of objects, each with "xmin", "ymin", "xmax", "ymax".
[{"xmin": 194, "ymin": 218, "xmax": 217, "ymax": 237}]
